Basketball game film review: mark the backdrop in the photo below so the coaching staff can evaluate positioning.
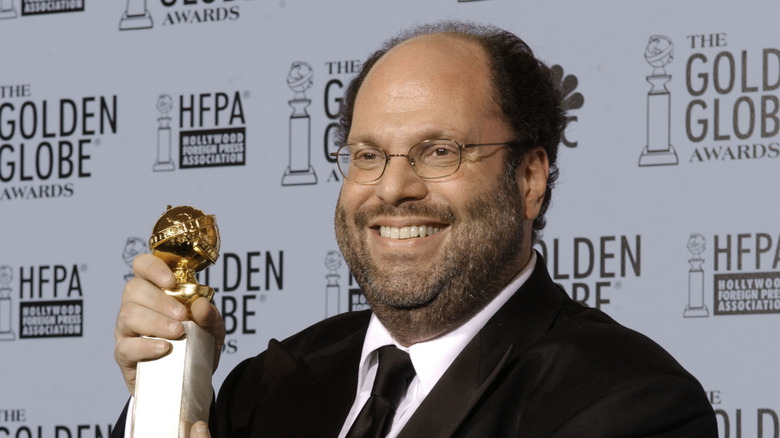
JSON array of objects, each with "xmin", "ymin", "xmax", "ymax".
[{"xmin": 1, "ymin": 1, "xmax": 778, "ymax": 436}]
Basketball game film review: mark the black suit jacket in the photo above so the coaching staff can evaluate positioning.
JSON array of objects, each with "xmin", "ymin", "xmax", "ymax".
[
  {"xmin": 211, "ymin": 256, "xmax": 717, "ymax": 437},
  {"xmin": 114, "ymin": 256, "xmax": 717, "ymax": 437}
]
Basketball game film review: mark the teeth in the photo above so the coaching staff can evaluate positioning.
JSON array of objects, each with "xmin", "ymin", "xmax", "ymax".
[{"xmin": 379, "ymin": 225, "xmax": 442, "ymax": 240}]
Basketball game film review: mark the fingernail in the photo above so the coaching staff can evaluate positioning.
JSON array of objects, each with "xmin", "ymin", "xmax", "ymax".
[
  {"xmin": 156, "ymin": 340, "xmax": 171, "ymax": 354},
  {"xmin": 170, "ymin": 304, "xmax": 187, "ymax": 320},
  {"xmin": 168, "ymin": 321, "xmax": 182, "ymax": 336},
  {"xmin": 193, "ymin": 423, "xmax": 209, "ymax": 437}
]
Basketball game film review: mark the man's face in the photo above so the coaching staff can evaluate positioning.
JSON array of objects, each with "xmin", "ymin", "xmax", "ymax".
[{"xmin": 334, "ymin": 35, "xmax": 538, "ymax": 342}]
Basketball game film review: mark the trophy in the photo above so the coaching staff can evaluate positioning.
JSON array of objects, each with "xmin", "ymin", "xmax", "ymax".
[
  {"xmin": 0, "ymin": 265, "xmax": 15, "ymax": 341},
  {"xmin": 281, "ymin": 62, "xmax": 318, "ymax": 186},
  {"xmin": 683, "ymin": 233, "xmax": 709, "ymax": 317},
  {"xmin": 122, "ymin": 237, "xmax": 148, "ymax": 281},
  {"xmin": 153, "ymin": 94, "xmax": 176, "ymax": 172},
  {"xmin": 0, "ymin": 0, "xmax": 18, "ymax": 20},
  {"xmin": 119, "ymin": 0, "xmax": 153, "ymax": 30},
  {"xmin": 638, "ymin": 35, "xmax": 679, "ymax": 166},
  {"xmin": 324, "ymin": 251, "xmax": 342, "ymax": 317},
  {"xmin": 132, "ymin": 206, "xmax": 220, "ymax": 438}
]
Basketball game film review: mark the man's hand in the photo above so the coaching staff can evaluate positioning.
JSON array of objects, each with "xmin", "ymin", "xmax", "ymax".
[{"xmin": 113, "ymin": 253, "xmax": 226, "ymax": 395}]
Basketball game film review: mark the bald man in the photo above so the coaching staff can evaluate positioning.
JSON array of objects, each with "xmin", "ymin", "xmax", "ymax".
[{"xmin": 113, "ymin": 21, "xmax": 717, "ymax": 438}]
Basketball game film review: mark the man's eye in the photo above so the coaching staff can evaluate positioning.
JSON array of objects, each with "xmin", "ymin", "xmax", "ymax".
[
  {"xmin": 431, "ymin": 147, "xmax": 453, "ymax": 157},
  {"xmin": 354, "ymin": 149, "xmax": 382, "ymax": 162},
  {"xmin": 421, "ymin": 144, "xmax": 458, "ymax": 159}
]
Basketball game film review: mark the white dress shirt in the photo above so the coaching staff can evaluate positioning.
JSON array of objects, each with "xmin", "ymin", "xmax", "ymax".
[{"xmin": 337, "ymin": 252, "xmax": 536, "ymax": 438}]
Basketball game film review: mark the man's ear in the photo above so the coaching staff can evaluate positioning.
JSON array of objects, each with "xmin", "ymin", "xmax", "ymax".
[{"xmin": 517, "ymin": 148, "xmax": 549, "ymax": 221}]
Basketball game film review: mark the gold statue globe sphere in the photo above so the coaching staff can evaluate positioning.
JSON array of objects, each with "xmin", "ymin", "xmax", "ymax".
[{"xmin": 149, "ymin": 205, "xmax": 220, "ymax": 305}]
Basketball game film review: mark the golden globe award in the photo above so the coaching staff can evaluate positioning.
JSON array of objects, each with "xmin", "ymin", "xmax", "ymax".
[{"xmin": 131, "ymin": 206, "xmax": 220, "ymax": 438}]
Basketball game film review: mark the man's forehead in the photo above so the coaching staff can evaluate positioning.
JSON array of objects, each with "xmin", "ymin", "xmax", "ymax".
[
  {"xmin": 356, "ymin": 33, "xmax": 497, "ymax": 111},
  {"xmin": 382, "ymin": 33, "xmax": 488, "ymax": 67}
]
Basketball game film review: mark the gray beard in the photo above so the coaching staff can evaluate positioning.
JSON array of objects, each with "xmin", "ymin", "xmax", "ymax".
[{"xmin": 334, "ymin": 173, "xmax": 527, "ymax": 342}]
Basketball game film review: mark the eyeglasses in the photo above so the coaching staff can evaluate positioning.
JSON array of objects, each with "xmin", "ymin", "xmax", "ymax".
[{"xmin": 330, "ymin": 138, "xmax": 521, "ymax": 183}]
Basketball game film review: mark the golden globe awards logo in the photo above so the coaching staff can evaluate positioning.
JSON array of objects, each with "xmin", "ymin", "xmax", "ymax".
[
  {"xmin": 0, "ymin": 84, "xmax": 118, "ymax": 202},
  {"xmin": 683, "ymin": 232, "xmax": 780, "ymax": 317},
  {"xmin": 684, "ymin": 33, "xmax": 779, "ymax": 163},
  {"xmin": 151, "ymin": 91, "xmax": 247, "ymax": 172},
  {"xmin": 280, "ymin": 58, "xmax": 363, "ymax": 186},
  {"xmin": 639, "ymin": 32, "xmax": 780, "ymax": 167}
]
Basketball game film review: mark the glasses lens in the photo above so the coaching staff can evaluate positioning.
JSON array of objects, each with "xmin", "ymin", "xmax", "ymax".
[
  {"xmin": 338, "ymin": 145, "xmax": 386, "ymax": 182},
  {"xmin": 410, "ymin": 140, "xmax": 462, "ymax": 179}
]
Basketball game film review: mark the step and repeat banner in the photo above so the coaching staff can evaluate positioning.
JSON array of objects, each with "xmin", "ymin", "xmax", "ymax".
[{"xmin": 1, "ymin": 0, "xmax": 778, "ymax": 436}]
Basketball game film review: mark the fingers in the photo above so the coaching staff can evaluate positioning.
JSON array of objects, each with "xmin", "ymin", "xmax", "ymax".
[
  {"xmin": 117, "ymin": 280, "xmax": 188, "ymax": 337},
  {"xmin": 115, "ymin": 254, "xmax": 186, "ymax": 394},
  {"xmin": 190, "ymin": 297, "xmax": 226, "ymax": 372},
  {"xmin": 132, "ymin": 253, "xmax": 177, "ymax": 288},
  {"xmin": 191, "ymin": 421, "xmax": 211, "ymax": 438}
]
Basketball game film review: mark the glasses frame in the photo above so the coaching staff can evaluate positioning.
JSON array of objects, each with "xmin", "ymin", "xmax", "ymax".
[{"xmin": 330, "ymin": 138, "xmax": 523, "ymax": 183}]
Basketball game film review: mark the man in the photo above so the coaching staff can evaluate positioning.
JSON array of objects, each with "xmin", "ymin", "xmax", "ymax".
[{"xmin": 113, "ymin": 21, "xmax": 717, "ymax": 437}]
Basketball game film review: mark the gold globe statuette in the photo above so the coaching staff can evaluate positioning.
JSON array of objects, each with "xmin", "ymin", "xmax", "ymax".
[
  {"xmin": 132, "ymin": 205, "xmax": 220, "ymax": 438},
  {"xmin": 149, "ymin": 205, "xmax": 220, "ymax": 307}
]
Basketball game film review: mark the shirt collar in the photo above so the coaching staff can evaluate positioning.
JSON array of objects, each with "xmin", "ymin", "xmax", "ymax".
[{"xmin": 357, "ymin": 251, "xmax": 537, "ymax": 395}]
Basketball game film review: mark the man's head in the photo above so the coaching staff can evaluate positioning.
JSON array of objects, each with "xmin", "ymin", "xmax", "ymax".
[
  {"xmin": 337, "ymin": 21, "xmax": 566, "ymax": 240},
  {"xmin": 333, "ymin": 22, "xmax": 565, "ymax": 345}
]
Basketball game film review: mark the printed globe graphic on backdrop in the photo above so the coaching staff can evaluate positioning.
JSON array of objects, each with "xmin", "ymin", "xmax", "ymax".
[
  {"xmin": 687, "ymin": 233, "xmax": 706, "ymax": 256},
  {"xmin": 123, "ymin": 237, "xmax": 147, "ymax": 266},
  {"xmin": 644, "ymin": 35, "xmax": 674, "ymax": 68},
  {"xmin": 157, "ymin": 94, "xmax": 173, "ymax": 115},
  {"xmin": 287, "ymin": 61, "xmax": 314, "ymax": 93},
  {"xmin": 0, "ymin": 265, "xmax": 12, "ymax": 287}
]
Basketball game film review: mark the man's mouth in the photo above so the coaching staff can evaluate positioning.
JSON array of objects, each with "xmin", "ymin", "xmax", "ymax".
[{"xmin": 378, "ymin": 225, "xmax": 443, "ymax": 240}]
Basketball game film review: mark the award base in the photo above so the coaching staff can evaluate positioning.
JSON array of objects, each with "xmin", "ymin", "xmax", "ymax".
[
  {"xmin": 154, "ymin": 160, "xmax": 176, "ymax": 172},
  {"xmin": 281, "ymin": 166, "xmax": 317, "ymax": 186},
  {"xmin": 0, "ymin": 332, "xmax": 14, "ymax": 340},
  {"xmin": 638, "ymin": 145, "xmax": 678, "ymax": 166},
  {"xmin": 131, "ymin": 321, "xmax": 214, "ymax": 438},
  {"xmin": 119, "ymin": 12, "xmax": 153, "ymax": 31},
  {"xmin": 0, "ymin": 10, "xmax": 17, "ymax": 19},
  {"xmin": 683, "ymin": 306, "xmax": 709, "ymax": 318}
]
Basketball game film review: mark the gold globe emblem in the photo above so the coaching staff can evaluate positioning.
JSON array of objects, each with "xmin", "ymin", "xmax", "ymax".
[{"xmin": 149, "ymin": 205, "xmax": 220, "ymax": 306}]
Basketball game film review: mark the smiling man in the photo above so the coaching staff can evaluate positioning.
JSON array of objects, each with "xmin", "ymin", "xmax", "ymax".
[{"xmin": 112, "ymin": 21, "xmax": 717, "ymax": 438}]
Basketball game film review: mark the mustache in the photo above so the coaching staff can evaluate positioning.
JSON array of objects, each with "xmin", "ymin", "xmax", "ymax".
[{"xmin": 354, "ymin": 203, "xmax": 458, "ymax": 228}]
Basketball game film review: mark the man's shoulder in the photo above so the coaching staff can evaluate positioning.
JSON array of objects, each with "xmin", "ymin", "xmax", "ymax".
[
  {"xmin": 229, "ymin": 309, "xmax": 372, "ymax": 375},
  {"xmin": 278, "ymin": 309, "xmax": 373, "ymax": 357},
  {"xmin": 515, "ymin": 300, "xmax": 704, "ymax": 407},
  {"xmin": 215, "ymin": 310, "xmax": 372, "ymax": 432}
]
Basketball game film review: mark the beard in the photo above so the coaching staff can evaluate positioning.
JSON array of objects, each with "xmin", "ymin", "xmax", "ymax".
[{"xmin": 334, "ymin": 171, "xmax": 527, "ymax": 342}]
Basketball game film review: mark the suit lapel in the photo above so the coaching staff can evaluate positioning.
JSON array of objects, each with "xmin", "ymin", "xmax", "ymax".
[
  {"xmin": 397, "ymin": 337, "xmax": 514, "ymax": 438},
  {"xmin": 398, "ymin": 255, "xmax": 566, "ymax": 437},
  {"xmin": 249, "ymin": 326, "xmax": 366, "ymax": 437}
]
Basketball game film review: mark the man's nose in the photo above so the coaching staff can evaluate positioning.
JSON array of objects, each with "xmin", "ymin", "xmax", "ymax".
[{"xmin": 374, "ymin": 156, "xmax": 428, "ymax": 205}]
